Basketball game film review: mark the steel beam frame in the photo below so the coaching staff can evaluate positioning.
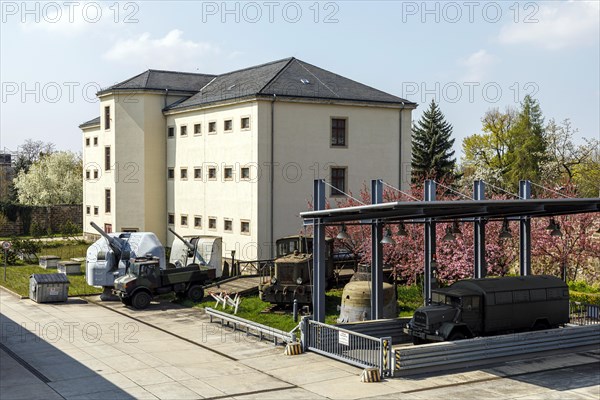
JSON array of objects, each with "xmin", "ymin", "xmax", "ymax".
[
  {"xmin": 473, "ymin": 180, "xmax": 486, "ymax": 279},
  {"xmin": 371, "ymin": 179, "xmax": 384, "ymax": 320},
  {"xmin": 519, "ymin": 180, "xmax": 532, "ymax": 276},
  {"xmin": 312, "ymin": 179, "xmax": 326, "ymax": 322},
  {"xmin": 423, "ymin": 180, "xmax": 436, "ymax": 305}
]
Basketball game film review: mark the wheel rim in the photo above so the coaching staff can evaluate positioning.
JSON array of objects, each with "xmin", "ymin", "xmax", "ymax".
[
  {"xmin": 189, "ymin": 287, "xmax": 203, "ymax": 301},
  {"xmin": 134, "ymin": 293, "xmax": 150, "ymax": 308}
]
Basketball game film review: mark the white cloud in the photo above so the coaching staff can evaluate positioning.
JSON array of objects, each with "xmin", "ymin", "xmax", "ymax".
[
  {"xmin": 459, "ymin": 49, "xmax": 496, "ymax": 82},
  {"xmin": 498, "ymin": 1, "xmax": 599, "ymax": 50},
  {"xmin": 103, "ymin": 30, "xmax": 221, "ymax": 70}
]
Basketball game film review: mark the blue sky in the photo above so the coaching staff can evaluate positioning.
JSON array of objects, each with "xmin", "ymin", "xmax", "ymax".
[{"xmin": 1, "ymin": 1, "xmax": 599, "ymax": 159}]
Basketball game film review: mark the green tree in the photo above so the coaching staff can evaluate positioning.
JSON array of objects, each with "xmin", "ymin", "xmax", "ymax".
[
  {"xmin": 13, "ymin": 151, "xmax": 82, "ymax": 205},
  {"xmin": 411, "ymin": 100, "xmax": 456, "ymax": 181}
]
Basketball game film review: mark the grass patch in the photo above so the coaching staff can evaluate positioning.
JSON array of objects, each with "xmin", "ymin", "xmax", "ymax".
[{"xmin": 0, "ymin": 264, "xmax": 101, "ymax": 297}]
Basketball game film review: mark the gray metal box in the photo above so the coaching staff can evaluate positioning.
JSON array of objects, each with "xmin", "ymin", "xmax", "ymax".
[
  {"xmin": 29, "ymin": 274, "xmax": 70, "ymax": 303},
  {"xmin": 39, "ymin": 256, "xmax": 60, "ymax": 269},
  {"xmin": 58, "ymin": 261, "xmax": 82, "ymax": 275}
]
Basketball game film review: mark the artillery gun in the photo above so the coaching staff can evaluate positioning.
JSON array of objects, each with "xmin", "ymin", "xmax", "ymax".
[{"xmin": 168, "ymin": 228, "xmax": 223, "ymax": 280}]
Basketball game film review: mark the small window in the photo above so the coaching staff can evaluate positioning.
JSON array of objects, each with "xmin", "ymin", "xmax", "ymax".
[
  {"xmin": 85, "ymin": 138, "xmax": 90, "ymax": 147},
  {"xmin": 180, "ymin": 125, "xmax": 187, "ymax": 137},
  {"xmin": 104, "ymin": 146, "xmax": 111, "ymax": 171},
  {"xmin": 105, "ymin": 189, "xmax": 111, "ymax": 213},
  {"xmin": 167, "ymin": 126, "xmax": 175, "ymax": 138},
  {"xmin": 241, "ymin": 220, "xmax": 250, "ymax": 235},
  {"xmin": 208, "ymin": 217, "xmax": 217, "ymax": 230},
  {"xmin": 168, "ymin": 213, "xmax": 175, "ymax": 225},
  {"xmin": 224, "ymin": 119, "xmax": 233, "ymax": 132},
  {"xmin": 514, "ymin": 290, "xmax": 530, "ymax": 303},
  {"xmin": 241, "ymin": 167, "xmax": 250, "ymax": 180},
  {"xmin": 330, "ymin": 167, "xmax": 347, "ymax": 196},
  {"xmin": 168, "ymin": 168, "xmax": 175, "ymax": 179},
  {"xmin": 104, "ymin": 106, "xmax": 111, "ymax": 130},
  {"xmin": 180, "ymin": 168, "xmax": 188, "ymax": 180},
  {"xmin": 93, "ymin": 137, "xmax": 98, "ymax": 146},
  {"xmin": 530, "ymin": 289, "xmax": 547, "ymax": 302},
  {"xmin": 85, "ymin": 170, "xmax": 90, "ymax": 179},
  {"xmin": 224, "ymin": 219, "xmax": 233, "ymax": 232},
  {"xmin": 194, "ymin": 216, "xmax": 202, "ymax": 228},
  {"xmin": 241, "ymin": 117, "xmax": 250, "ymax": 130},
  {"xmin": 180, "ymin": 215, "xmax": 188, "ymax": 226},
  {"xmin": 495, "ymin": 291, "xmax": 513, "ymax": 305},
  {"xmin": 208, "ymin": 121, "xmax": 216, "ymax": 134},
  {"xmin": 331, "ymin": 118, "xmax": 347, "ymax": 147},
  {"xmin": 86, "ymin": 206, "xmax": 90, "ymax": 215},
  {"xmin": 194, "ymin": 167, "xmax": 202, "ymax": 180},
  {"xmin": 93, "ymin": 170, "xmax": 99, "ymax": 179},
  {"xmin": 224, "ymin": 167, "xmax": 233, "ymax": 180},
  {"xmin": 208, "ymin": 167, "xmax": 217, "ymax": 180},
  {"xmin": 94, "ymin": 206, "xmax": 99, "ymax": 215},
  {"xmin": 194, "ymin": 123, "xmax": 202, "ymax": 135}
]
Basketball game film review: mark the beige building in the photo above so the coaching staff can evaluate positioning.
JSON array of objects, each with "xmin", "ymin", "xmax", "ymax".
[{"xmin": 80, "ymin": 57, "xmax": 416, "ymax": 260}]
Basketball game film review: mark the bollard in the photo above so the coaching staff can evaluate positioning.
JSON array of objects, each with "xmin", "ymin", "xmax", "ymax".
[
  {"xmin": 293, "ymin": 299, "xmax": 298, "ymax": 322},
  {"xmin": 360, "ymin": 367, "xmax": 381, "ymax": 383},
  {"xmin": 284, "ymin": 342, "xmax": 302, "ymax": 356}
]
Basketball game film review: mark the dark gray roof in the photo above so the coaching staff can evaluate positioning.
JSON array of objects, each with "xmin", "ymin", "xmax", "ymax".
[
  {"xmin": 167, "ymin": 58, "xmax": 416, "ymax": 111},
  {"xmin": 98, "ymin": 70, "xmax": 216, "ymax": 95},
  {"xmin": 79, "ymin": 116, "xmax": 100, "ymax": 129}
]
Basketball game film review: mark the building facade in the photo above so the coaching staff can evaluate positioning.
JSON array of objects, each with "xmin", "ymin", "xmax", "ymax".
[{"xmin": 80, "ymin": 58, "xmax": 416, "ymax": 260}]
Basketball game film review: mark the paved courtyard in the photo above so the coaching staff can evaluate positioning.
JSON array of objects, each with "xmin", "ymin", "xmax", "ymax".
[{"xmin": 1, "ymin": 288, "xmax": 599, "ymax": 399}]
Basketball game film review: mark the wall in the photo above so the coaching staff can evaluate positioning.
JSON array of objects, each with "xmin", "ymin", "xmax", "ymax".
[{"xmin": 0, "ymin": 204, "xmax": 83, "ymax": 237}]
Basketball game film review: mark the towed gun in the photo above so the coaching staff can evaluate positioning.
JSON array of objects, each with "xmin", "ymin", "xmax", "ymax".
[
  {"xmin": 169, "ymin": 228, "xmax": 194, "ymax": 252},
  {"xmin": 168, "ymin": 228, "xmax": 207, "ymax": 266},
  {"xmin": 90, "ymin": 221, "xmax": 129, "ymax": 263}
]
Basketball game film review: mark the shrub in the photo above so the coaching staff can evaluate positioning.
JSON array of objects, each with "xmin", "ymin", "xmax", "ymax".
[
  {"xmin": 30, "ymin": 221, "xmax": 45, "ymax": 238},
  {"xmin": 60, "ymin": 220, "xmax": 80, "ymax": 239}
]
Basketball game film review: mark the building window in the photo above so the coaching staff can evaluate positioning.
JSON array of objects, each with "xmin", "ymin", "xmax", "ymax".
[
  {"xmin": 122, "ymin": 228, "xmax": 138, "ymax": 233},
  {"xmin": 194, "ymin": 123, "xmax": 202, "ymax": 135},
  {"xmin": 94, "ymin": 206, "xmax": 99, "ymax": 215},
  {"xmin": 241, "ymin": 117, "xmax": 250, "ymax": 130},
  {"xmin": 224, "ymin": 119, "xmax": 233, "ymax": 132},
  {"xmin": 105, "ymin": 189, "xmax": 111, "ymax": 213},
  {"xmin": 241, "ymin": 167, "xmax": 250, "ymax": 180},
  {"xmin": 104, "ymin": 224, "xmax": 112, "ymax": 233},
  {"xmin": 104, "ymin": 106, "xmax": 110, "ymax": 130},
  {"xmin": 168, "ymin": 213, "xmax": 175, "ymax": 225},
  {"xmin": 194, "ymin": 216, "xmax": 202, "ymax": 228},
  {"xmin": 93, "ymin": 137, "xmax": 98, "ymax": 146},
  {"xmin": 168, "ymin": 168, "xmax": 175, "ymax": 179},
  {"xmin": 180, "ymin": 125, "xmax": 187, "ymax": 137},
  {"xmin": 93, "ymin": 170, "xmax": 98, "ymax": 179},
  {"xmin": 194, "ymin": 167, "xmax": 202, "ymax": 180},
  {"xmin": 241, "ymin": 220, "xmax": 250, "ymax": 235},
  {"xmin": 208, "ymin": 217, "xmax": 217, "ymax": 230},
  {"xmin": 180, "ymin": 168, "xmax": 188, "ymax": 180},
  {"xmin": 208, "ymin": 121, "xmax": 216, "ymax": 134},
  {"xmin": 331, "ymin": 167, "xmax": 347, "ymax": 196},
  {"xmin": 104, "ymin": 146, "xmax": 111, "ymax": 171},
  {"xmin": 331, "ymin": 118, "xmax": 347, "ymax": 147},
  {"xmin": 86, "ymin": 206, "xmax": 91, "ymax": 215},
  {"xmin": 224, "ymin": 167, "xmax": 233, "ymax": 180},
  {"xmin": 85, "ymin": 138, "xmax": 90, "ymax": 147},
  {"xmin": 208, "ymin": 167, "xmax": 217, "ymax": 180},
  {"xmin": 181, "ymin": 215, "xmax": 188, "ymax": 226},
  {"xmin": 85, "ymin": 170, "xmax": 90, "ymax": 180},
  {"xmin": 224, "ymin": 219, "xmax": 233, "ymax": 232},
  {"xmin": 167, "ymin": 126, "xmax": 175, "ymax": 138}
]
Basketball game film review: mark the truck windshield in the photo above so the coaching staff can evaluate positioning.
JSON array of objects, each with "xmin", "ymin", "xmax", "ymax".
[
  {"xmin": 445, "ymin": 296, "xmax": 461, "ymax": 307},
  {"xmin": 129, "ymin": 264, "xmax": 140, "ymax": 276},
  {"xmin": 431, "ymin": 292, "xmax": 446, "ymax": 304}
]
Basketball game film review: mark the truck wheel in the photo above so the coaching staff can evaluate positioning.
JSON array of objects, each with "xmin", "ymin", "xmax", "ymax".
[
  {"xmin": 121, "ymin": 297, "xmax": 132, "ymax": 306},
  {"xmin": 187, "ymin": 285, "xmax": 204, "ymax": 302},
  {"xmin": 412, "ymin": 337, "xmax": 426, "ymax": 345},
  {"xmin": 132, "ymin": 291, "xmax": 152, "ymax": 310},
  {"xmin": 448, "ymin": 331, "xmax": 466, "ymax": 341}
]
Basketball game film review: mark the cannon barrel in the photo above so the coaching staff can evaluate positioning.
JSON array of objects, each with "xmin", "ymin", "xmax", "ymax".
[
  {"xmin": 90, "ymin": 221, "xmax": 123, "ymax": 259},
  {"xmin": 168, "ymin": 228, "xmax": 195, "ymax": 252}
]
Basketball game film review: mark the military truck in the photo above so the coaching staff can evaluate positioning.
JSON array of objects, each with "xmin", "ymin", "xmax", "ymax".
[
  {"xmin": 113, "ymin": 255, "xmax": 209, "ymax": 309},
  {"xmin": 404, "ymin": 275, "xmax": 569, "ymax": 344}
]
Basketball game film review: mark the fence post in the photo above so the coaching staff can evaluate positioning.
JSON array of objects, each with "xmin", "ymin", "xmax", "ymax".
[
  {"xmin": 380, "ymin": 336, "xmax": 392, "ymax": 377},
  {"xmin": 300, "ymin": 316, "xmax": 309, "ymax": 352}
]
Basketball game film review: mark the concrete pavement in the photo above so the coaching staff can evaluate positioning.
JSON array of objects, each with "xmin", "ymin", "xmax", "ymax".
[{"xmin": 1, "ymin": 288, "xmax": 599, "ymax": 399}]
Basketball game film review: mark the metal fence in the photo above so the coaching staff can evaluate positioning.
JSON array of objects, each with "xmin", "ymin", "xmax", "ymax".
[
  {"xmin": 570, "ymin": 301, "xmax": 600, "ymax": 326},
  {"xmin": 301, "ymin": 317, "xmax": 392, "ymax": 376}
]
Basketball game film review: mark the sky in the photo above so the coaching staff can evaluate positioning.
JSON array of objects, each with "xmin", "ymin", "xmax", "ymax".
[{"xmin": 1, "ymin": 0, "xmax": 599, "ymax": 160}]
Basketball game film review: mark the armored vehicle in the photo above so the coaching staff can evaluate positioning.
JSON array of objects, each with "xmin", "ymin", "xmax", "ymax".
[
  {"xmin": 404, "ymin": 275, "xmax": 569, "ymax": 344},
  {"xmin": 113, "ymin": 255, "xmax": 209, "ymax": 309}
]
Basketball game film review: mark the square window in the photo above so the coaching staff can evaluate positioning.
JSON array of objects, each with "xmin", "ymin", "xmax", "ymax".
[
  {"xmin": 208, "ymin": 121, "xmax": 216, "ymax": 134},
  {"xmin": 208, "ymin": 217, "xmax": 217, "ymax": 230},
  {"xmin": 181, "ymin": 215, "xmax": 188, "ymax": 226},
  {"xmin": 86, "ymin": 206, "xmax": 90, "ymax": 215},
  {"xmin": 180, "ymin": 125, "xmax": 187, "ymax": 136},
  {"xmin": 331, "ymin": 118, "xmax": 347, "ymax": 147},
  {"xmin": 168, "ymin": 213, "xmax": 175, "ymax": 225},
  {"xmin": 224, "ymin": 167, "xmax": 233, "ymax": 180},
  {"xmin": 241, "ymin": 167, "xmax": 250, "ymax": 180},
  {"xmin": 94, "ymin": 206, "xmax": 99, "ymax": 215},
  {"xmin": 331, "ymin": 167, "xmax": 347, "ymax": 196},
  {"xmin": 241, "ymin": 220, "xmax": 250, "ymax": 234},
  {"xmin": 167, "ymin": 126, "xmax": 175, "ymax": 137},
  {"xmin": 180, "ymin": 168, "xmax": 188, "ymax": 180},
  {"xmin": 168, "ymin": 168, "xmax": 174, "ymax": 179},
  {"xmin": 93, "ymin": 137, "xmax": 98, "ymax": 146},
  {"xmin": 85, "ymin": 138, "xmax": 90, "ymax": 147},
  {"xmin": 224, "ymin": 219, "xmax": 233, "ymax": 232},
  {"xmin": 85, "ymin": 170, "xmax": 90, "ymax": 179},
  {"xmin": 194, "ymin": 167, "xmax": 202, "ymax": 180},
  {"xmin": 194, "ymin": 216, "xmax": 202, "ymax": 228},
  {"xmin": 93, "ymin": 170, "xmax": 98, "ymax": 179},
  {"xmin": 194, "ymin": 123, "xmax": 201, "ymax": 135},
  {"xmin": 224, "ymin": 119, "xmax": 233, "ymax": 132},
  {"xmin": 241, "ymin": 117, "xmax": 250, "ymax": 130},
  {"xmin": 208, "ymin": 167, "xmax": 217, "ymax": 180}
]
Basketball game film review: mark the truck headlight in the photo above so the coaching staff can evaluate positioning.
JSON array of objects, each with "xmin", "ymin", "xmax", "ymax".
[
  {"xmin": 296, "ymin": 277, "xmax": 303, "ymax": 285},
  {"xmin": 271, "ymin": 277, "xmax": 277, "ymax": 284}
]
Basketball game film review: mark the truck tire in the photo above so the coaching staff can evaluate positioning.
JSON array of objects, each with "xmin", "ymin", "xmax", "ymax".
[
  {"xmin": 448, "ymin": 331, "xmax": 466, "ymax": 341},
  {"xmin": 132, "ymin": 291, "xmax": 152, "ymax": 310},
  {"xmin": 121, "ymin": 297, "xmax": 132, "ymax": 306},
  {"xmin": 187, "ymin": 285, "xmax": 204, "ymax": 302},
  {"xmin": 412, "ymin": 337, "xmax": 426, "ymax": 345}
]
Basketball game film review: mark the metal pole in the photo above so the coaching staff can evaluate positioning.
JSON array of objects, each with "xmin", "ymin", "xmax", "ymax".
[
  {"xmin": 371, "ymin": 179, "xmax": 384, "ymax": 320},
  {"xmin": 473, "ymin": 180, "xmax": 486, "ymax": 279},
  {"xmin": 3, "ymin": 249, "xmax": 6, "ymax": 281},
  {"xmin": 423, "ymin": 180, "xmax": 436, "ymax": 305},
  {"xmin": 293, "ymin": 299, "xmax": 298, "ymax": 322},
  {"xmin": 312, "ymin": 179, "xmax": 326, "ymax": 322},
  {"xmin": 519, "ymin": 180, "xmax": 531, "ymax": 276}
]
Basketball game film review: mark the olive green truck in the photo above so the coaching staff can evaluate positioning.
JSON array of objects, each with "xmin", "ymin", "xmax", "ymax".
[{"xmin": 404, "ymin": 275, "xmax": 570, "ymax": 344}]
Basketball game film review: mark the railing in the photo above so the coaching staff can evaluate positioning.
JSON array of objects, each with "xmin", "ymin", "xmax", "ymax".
[
  {"xmin": 205, "ymin": 307, "xmax": 296, "ymax": 345},
  {"xmin": 570, "ymin": 301, "xmax": 600, "ymax": 326},
  {"xmin": 301, "ymin": 317, "xmax": 392, "ymax": 376},
  {"xmin": 235, "ymin": 259, "xmax": 273, "ymax": 276}
]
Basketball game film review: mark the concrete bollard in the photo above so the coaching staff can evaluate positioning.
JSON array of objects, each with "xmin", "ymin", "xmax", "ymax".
[
  {"xmin": 360, "ymin": 368, "xmax": 381, "ymax": 383},
  {"xmin": 283, "ymin": 342, "xmax": 303, "ymax": 356}
]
